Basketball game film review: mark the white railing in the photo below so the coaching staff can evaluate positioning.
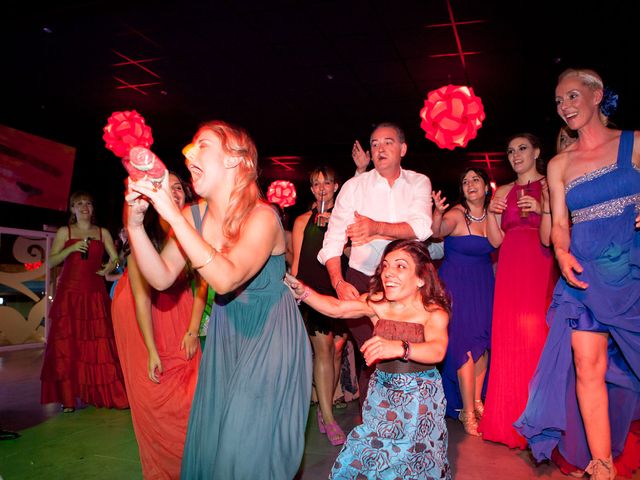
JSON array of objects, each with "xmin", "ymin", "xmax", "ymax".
[{"xmin": 0, "ymin": 226, "xmax": 55, "ymax": 351}]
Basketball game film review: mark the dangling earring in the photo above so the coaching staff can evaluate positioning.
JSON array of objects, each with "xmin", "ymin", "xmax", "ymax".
[{"xmin": 224, "ymin": 156, "xmax": 241, "ymax": 169}]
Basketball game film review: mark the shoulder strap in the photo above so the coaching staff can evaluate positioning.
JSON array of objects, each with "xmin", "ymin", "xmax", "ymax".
[
  {"xmin": 617, "ymin": 130, "xmax": 634, "ymax": 167},
  {"xmin": 67, "ymin": 225, "xmax": 71, "ymax": 238},
  {"xmin": 191, "ymin": 203, "xmax": 209, "ymax": 235}
]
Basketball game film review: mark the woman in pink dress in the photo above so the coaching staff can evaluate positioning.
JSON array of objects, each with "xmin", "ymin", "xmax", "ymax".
[
  {"xmin": 112, "ymin": 172, "xmax": 203, "ymax": 479},
  {"xmin": 479, "ymin": 133, "xmax": 558, "ymax": 448},
  {"xmin": 41, "ymin": 191, "xmax": 128, "ymax": 412}
]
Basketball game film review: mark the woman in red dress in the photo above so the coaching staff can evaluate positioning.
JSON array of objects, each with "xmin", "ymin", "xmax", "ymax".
[
  {"xmin": 112, "ymin": 172, "xmax": 203, "ymax": 479},
  {"xmin": 479, "ymin": 133, "xmax": 558, "ymax": 448},
  {"xmin": 41, "ymin": 191, "xmax": 128, "ymax": 412}
]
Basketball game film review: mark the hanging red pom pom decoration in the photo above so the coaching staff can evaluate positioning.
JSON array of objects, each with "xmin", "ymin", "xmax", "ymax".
[
  {"xmin": 103, "ymin": 110, "xmax": 166, "ymax": 182},
  {"xmin": 419, "ymin": 85, "xmax": 485, "ymax": 150},
  {"xmin": 267, "ymin": 180, "xmax": 297, "ymax": 208}
]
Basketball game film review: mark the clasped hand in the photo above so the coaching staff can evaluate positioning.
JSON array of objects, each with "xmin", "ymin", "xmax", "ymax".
[
  {"xmin": 346, "ymin": 211, "xmax": 379, "ymax": 246},
  {"xmin": 125, "ymin": 171, "xmax": 180, "ymax": 228}
]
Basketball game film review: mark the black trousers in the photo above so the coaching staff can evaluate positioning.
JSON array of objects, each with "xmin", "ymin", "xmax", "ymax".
[{"xmin": 344, "ymin": 267, "xmax": 374, "ymax": 410}]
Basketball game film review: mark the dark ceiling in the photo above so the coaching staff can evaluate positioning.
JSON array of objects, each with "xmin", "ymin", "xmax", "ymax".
[{"xmin": 2, "ymin": 0, "xmax": 638, "ymax": 230}]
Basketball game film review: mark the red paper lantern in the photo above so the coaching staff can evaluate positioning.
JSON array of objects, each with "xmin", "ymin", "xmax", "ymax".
[
  {"xmin": 267, "ymin": 180, "xmax": 297, "ymax": 208},
  {"xmin": 419, "ymin": 85, "xmax": 485, "ymax": 150}
]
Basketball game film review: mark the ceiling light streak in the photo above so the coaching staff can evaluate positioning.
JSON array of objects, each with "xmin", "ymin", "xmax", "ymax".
[{"xmin": 112, "ymin": 50, "xmax": 161, "ymax": 78}]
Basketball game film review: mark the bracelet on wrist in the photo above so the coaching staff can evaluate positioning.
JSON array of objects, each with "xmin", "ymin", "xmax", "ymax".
[
  {"xmin": 193, "ymin": 246, "xmax": 217, "ymax": 270},
  {"xmin": 401, "ymin": 340, "xmax": 411, "ymax": 361},
  {"xmin": 333, "ymin": 279, "xmax": 344, "ymax": 290},
  {"xmin": 297, "ymin": 287, "xmax": 311, "ymax": 305},
  {"xmin": 542, "ymin": 210, "xmax": 551, "ymax": 215},
  {"xmin": 186, "ymin": 331, "xmax": 198, "ymax": 338}
]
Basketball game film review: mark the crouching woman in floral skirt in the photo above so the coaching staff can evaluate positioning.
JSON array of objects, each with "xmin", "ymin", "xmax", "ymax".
[{"xmin": 287, "ymin": 239, "xmax": 451, "ymax": 480}]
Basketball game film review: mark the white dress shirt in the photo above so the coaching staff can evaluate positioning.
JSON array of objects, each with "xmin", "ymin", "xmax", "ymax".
[{"xmin": 318, "ymin": 168, "xmax": 432, "ymax": 276}]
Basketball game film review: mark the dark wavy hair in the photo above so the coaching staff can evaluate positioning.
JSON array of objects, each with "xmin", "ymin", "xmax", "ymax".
[
  {"xmin": 459, "ymin": 167, "xmax": 491, "ymax": 215},
  {"xmin": 368, "ymin": 239, "xmax": 451, "ymax": 315}
]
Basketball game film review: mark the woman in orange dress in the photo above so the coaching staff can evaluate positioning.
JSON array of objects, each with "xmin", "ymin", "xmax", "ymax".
[{"xmin": 112, "ymin": 172, "xmax": 203, "ymax": 479}]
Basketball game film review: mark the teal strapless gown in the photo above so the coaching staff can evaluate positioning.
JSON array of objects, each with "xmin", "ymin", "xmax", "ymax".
[{"xmin": 181, "ymin": 254, "xmax": 312, "ymax": 479}]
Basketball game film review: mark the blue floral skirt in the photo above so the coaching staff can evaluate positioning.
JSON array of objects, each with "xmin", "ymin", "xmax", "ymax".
[{"xmin": 330, "ymin": 369, "xmax": 450, "ymax": 480}]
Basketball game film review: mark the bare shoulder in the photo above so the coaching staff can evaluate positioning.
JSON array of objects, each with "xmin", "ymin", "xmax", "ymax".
[
  {"xmin": 426, "ymin": 306, "xmax": 449, "ymax": 325},
  {"xmin": 55, "ymin": 226, "xmax": 69, "ymax": 240},
  {"xmin": 495, "ymin": 183, "xmax": 513, "ymax": 197},
  {"xmin": 294, "ymin": 211, "xmax": 313, "ymax": 227},
  {"xmin": 100, "ymin": 227, "xmax": 113, "ymax": 240}
]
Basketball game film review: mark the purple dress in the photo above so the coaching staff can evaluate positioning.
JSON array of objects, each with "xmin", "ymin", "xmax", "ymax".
[
  {"xmin": 515, "ymin": 130, "xmax": 640, "ymax": 470},
  {"xmin": 439, "ymin": 234, "xmax": 495, "ymax": 417}
]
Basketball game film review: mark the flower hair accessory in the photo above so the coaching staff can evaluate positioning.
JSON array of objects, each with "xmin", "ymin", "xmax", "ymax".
[{"xmin": 600, "ymin": 87, "xmax": 619, "ymax": 117}]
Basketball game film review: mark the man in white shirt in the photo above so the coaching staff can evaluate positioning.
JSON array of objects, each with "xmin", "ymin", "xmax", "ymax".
[{"xmin": 318, "ymin": 122, "xmax": 433, "ymax": 406}]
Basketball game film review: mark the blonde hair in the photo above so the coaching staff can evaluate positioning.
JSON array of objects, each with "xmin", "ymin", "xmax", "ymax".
[
  {"xmin": 558, "ymin": 68, "xmax": 608, "ymax": 125},
  {"xmin": 559, "ymin": 68, "xmax": 604, "ymax": 91},
  {"xmin": 195, "ymin": 121, "xmax": 261, "ymax": 247}
]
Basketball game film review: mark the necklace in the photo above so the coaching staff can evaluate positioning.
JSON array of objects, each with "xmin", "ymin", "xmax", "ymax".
[{"xmin": 465, "ymin": 209, "xmax": 486, "ymax": 222}]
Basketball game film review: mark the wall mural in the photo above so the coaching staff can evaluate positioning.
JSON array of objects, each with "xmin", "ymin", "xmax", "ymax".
[{"xmin": 0, "ymin": 230, "xmax": 54, "ymax": 347}]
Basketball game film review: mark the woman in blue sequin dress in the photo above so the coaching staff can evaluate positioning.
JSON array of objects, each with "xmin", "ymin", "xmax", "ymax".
[{"xmin": 515, "ymin": 68, "xmax": 640, "ymax": 480}]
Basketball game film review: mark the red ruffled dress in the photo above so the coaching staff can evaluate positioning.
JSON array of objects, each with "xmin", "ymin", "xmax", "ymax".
[{"xmin": 40, "ymin": 227, "xmax": 128, "ymax": 409}]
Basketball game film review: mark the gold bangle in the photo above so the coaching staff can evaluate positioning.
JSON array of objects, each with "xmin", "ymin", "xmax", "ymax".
[{"xmin": 193, "ymin": 246, "xmax": 217, "ymax": 270}]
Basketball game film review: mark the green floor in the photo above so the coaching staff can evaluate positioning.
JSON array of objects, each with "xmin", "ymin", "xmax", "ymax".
[{"xmin": 1, "ymin": 408, "xmax": 141, "ymax": 480}]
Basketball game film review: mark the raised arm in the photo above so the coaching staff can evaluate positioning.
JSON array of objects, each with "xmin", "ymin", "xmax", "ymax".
[
  {"xmin": 125, "ymin": 177, "xmax": 189, "ymax": 289},
  {"xmin": 285, "ymin": 273, "xmax": 374, "ymax": 319},
  {"xmin": 486, "ymin": 184, "xmax": 509, "ymax": 248}
]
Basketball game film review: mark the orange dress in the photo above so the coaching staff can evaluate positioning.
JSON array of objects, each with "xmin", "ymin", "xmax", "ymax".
[
  {"xmin": 112, "ymin": 270, "xmax": 201, "ymax": 479},
  {"xmin": 478, "ymin": 179, "xmax": 558, "ymax": 448}
]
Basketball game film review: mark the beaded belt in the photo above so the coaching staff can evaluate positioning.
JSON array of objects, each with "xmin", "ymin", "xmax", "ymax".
[{"xmin": 571, "ymin": 193, "xmax": 640, "ymax": 224}]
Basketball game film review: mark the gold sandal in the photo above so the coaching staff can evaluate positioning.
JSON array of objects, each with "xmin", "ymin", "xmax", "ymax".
[
  {"xmin": 585, "ymin": 456, "xmax": 616, "ymax": 480},
  {"xmin": 474, "ymin": 400, "xmax": 484, "ymax": 420},
  {"xmin": 458, "ymin": 410, "xmax": 481, "ymax": 436}
]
